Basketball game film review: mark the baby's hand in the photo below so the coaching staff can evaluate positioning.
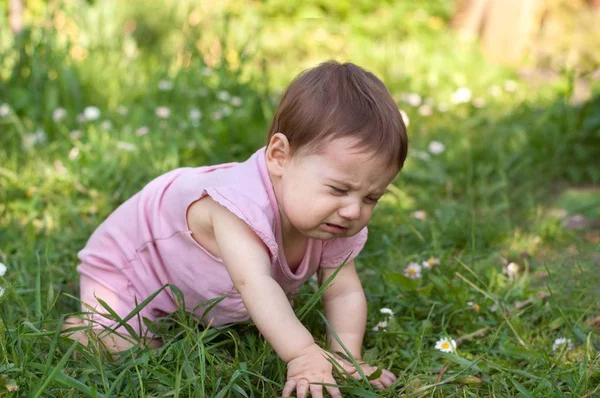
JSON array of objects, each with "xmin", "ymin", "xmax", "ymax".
[
  {"xmin": 283, "ymin": 344, "xmax": 346, "ymax": 398},
  {"xmin": 332, "ymin": 354, "xmax": 397, "ymax": 390}
]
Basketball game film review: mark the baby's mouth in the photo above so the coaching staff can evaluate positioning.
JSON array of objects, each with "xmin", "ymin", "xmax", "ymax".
[{"xmin": 324, "ymin": 222, "xmax": 348, "ymax": 231}]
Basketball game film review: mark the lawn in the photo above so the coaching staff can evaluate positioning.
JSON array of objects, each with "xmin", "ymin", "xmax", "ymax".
[{"xmin": 1, "ymin": 0, "xmax": 599, "ymax": 396}]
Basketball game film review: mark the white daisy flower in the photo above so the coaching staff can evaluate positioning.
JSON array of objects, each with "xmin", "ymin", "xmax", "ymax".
[
  {"xmin": 402, "ymin": 92, "xmax": 422, "ymax": 107},
  {"xmin": 189, "ymin": 108, "xmax": 202, "ymax": 121},
  {"xmin": 489, "ymin": 85, "xmax": 502, "ymax": 97},
  {"xmin": 552, "ymin": 337, "xmax": 574, "ymax": 352},
  {"xmin": 135, "ymin": 126, "xmax": 149, "ymax": 136},
  {"xmin": 422, "ymin": 257, "xmax": 440, "ymax": 270},
  {"xmin": 399, "ymin": 109, "xmax": 410, "ymax": 127},
  {"xmin": 435, "ymin": 337, "xmax": 457, "ymax": 353},
  {"xmin": 428, "ymin": 141, "xmax": 445, "ymax": 155},
  {"xmin": 211, "ymin": 110, "xmax": 223, "ymax": 120},
  {"xmin": 0, "ymin": 262, "xmax": 6, "ymax": 276},
  {"xmin": 0, "ymin": 103, "xmax": 10, "ymax": 117},
  {"xmin": 221, "ymin": 105, "xmax": 232, "ymax": 116},
  {"xmin": 52, "ymin": 108, "xmax": 67, "ymax": 122},
  {"xmin": 411, "ymin": 150, "xmax": 430, "ymax": 161},
  {"xmin": 117, "ymin": 106, "xmax": 129, "ymax": 116},
  {"xmin": 412, "ymin": 210, "xmax": 427, "ymax": 221},
  {"xmin": 117, "ymin": 141, "xmax": 137, "ymax": 152},
  {"xmin": 101, "ymin": 120, "xmax": 112, "ymax": 130},
  {"xmin": 418, "ymin": 104, "xmax": 433, "ymax": 116},
  {"xmin": 217, "ymin": 90, "xmax": 231, "ymax": 102},
  {"xmin": 23, "ymin": 130, "xmax": 47, "ymax": 148},
  {"xmin": 472, "ymin": 97, "xmax": 486, "ymax": 108},
  {"xmin": 372, "ymin": 320, "xmax": 388, "ymax": 331},
  {"xmin": 158, "ymin": 80, "xmax": 174, "ymax": 91},
  {"xmin": 450, "ymin": 87, "xmax": 472, "ymax": 104},
  {"xmin": 155, "ymin": 106, "xmax": 171, "ymax": 119},
  {"xmin": 230, "ymin": 96, "xmax": 242, "ymax": 107},
  {"xmin": 504, "ymin": 80, "xmax": 517, "ymax": 92},
  {"xmin": 504, "ymin": 262, "xmax": 520, "ymax": 278},
  {"xmin": 83, "ymin": 106, "xmax": 101, "ymax": 121},
  {"xmin": 380, "ymin": 308, "xmax": 394, "ymax": 316},
  {"xmin": 68, "ymin": 147, "xmax": 80, "ymax": 160},
  {"xmin": 404, "ymin": 262, "xmax": 422, "ymax": 279}
]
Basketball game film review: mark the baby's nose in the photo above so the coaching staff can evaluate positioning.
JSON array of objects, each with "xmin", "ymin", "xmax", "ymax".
[{"xmin": 339, "ymin": 201, "xmax": 361, "ymax": 220}]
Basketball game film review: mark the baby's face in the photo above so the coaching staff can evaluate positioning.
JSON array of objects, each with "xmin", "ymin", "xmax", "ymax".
[{"xmin": 277, "ymin": 137, "xmax": 398, "ymax": 240}]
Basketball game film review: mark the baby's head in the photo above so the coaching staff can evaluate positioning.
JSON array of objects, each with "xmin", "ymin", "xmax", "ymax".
[{"xmin": 265, "ymin": 61, "xmax": 408, "ymax": 240}]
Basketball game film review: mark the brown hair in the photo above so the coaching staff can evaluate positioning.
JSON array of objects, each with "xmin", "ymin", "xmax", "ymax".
[{"xmin": 267, "ymin": 60, "xmax": 408, "ymax": 170}]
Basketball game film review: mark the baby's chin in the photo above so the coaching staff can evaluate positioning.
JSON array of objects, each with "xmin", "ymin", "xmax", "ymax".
[{"xmin": 300, "ymin": 227, "xmax": 355, "ymax": 240}]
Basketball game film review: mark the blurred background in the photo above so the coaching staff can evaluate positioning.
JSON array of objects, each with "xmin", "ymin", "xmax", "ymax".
[{"xmin": 1, "ymin": 0, "xmax": 600, "ymax": 395}]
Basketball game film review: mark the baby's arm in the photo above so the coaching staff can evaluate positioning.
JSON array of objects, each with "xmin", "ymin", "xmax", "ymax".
[
  {"xmin": 207, "ymin": 198, "xmax": 343, "ymax": 397},
  {"xmin": 320, "ymin": 261, "xmax": 367, "ymax": 358},
  {"xmin": 320, "ymin": 263, "xmax": 397, "ymax": 389}
]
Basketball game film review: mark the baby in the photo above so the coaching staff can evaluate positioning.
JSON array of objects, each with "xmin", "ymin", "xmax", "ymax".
[{"xmin": 64, "ymin": 60, "xmax": 408, "ymax": 398}]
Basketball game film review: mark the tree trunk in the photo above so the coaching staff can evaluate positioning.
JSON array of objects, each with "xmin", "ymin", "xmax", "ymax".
[{"xmin": 452, "ymin": 0, "xmax": 547, "ymax": 66}]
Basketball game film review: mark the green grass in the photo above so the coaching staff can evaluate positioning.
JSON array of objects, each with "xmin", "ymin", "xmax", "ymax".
[{"xmin": 1, "ymin": 0, "xmax": 600, "ymax": 396}]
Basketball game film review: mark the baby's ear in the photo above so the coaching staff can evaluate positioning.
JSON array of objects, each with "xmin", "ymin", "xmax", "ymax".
[{"xmin": 266, "ymin": 133, "xmax": 291, "ymax": 177}]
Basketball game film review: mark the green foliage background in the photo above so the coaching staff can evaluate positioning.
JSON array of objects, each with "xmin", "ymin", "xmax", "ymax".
[{"xmin": 0, "ymin": 0, "xmax": 599, "ymax": 396}]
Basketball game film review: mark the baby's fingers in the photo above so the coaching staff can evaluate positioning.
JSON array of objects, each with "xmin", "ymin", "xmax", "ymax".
[
  {"xmin": 323, "ymin": 377, "xmax": 343, "ymax": 398},
  {"xmin": 282, "ymin": 379, "xmax": 296, "ymax": 397},
  {"xmin": 296, "ymin": 378, "xmax": 310, "ymax": 398}
]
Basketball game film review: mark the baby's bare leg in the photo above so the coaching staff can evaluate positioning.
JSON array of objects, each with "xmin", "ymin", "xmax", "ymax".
[{"xmin": 63, "ymin": 274, "xmax": 162, "ymax": 353}]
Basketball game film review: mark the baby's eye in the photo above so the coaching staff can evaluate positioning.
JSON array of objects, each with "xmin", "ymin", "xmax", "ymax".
[
  {"xmin": 329, "ymin": 186, "xmax": 347, "ymax": 195},
  {"xmin": 364, "ymin": 196, "xmax": 381, "ymax": 205}
]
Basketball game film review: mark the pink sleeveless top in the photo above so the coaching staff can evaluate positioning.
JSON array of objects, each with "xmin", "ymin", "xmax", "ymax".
[{"xmin": 77, "ymin": 147, "xmax": 368, "ymax": 326}]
